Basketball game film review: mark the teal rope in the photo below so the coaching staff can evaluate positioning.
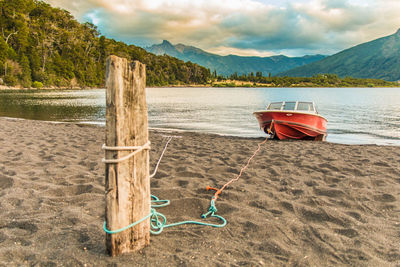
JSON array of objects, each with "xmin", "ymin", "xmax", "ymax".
[
  {"xmin": 151, "ymin": 194, "xmax": 170, "ymax": 208},
  {"xmin": 103, "ymin": 195, "xmax": 226, "ymax": 235},
  {"xmin": 150, "ymin": 199, "xmax": 226, "ymax": 235},
  {"xmin": 103, "ymin": 212, "xmax": 153, "ymax": 234}
]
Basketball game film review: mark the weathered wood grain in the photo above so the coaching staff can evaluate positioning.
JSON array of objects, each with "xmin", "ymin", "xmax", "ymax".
[{"xmin": 104, "ymin": 55, "xmax": 150, "ymax": 256}]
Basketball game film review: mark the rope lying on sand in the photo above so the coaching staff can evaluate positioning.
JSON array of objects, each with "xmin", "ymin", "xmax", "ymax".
[
  {"xmin": 203, "ymin": 137, "xmax": 269, "ymax": 213},
  {"xmin": 103, "ymin": 131, "xmax": 270, "ymax": 235},
  {"xmin": 203, "ymin": 122, "xmax": 274, "ymax": 216},
  {"xmin": 103, "ymin": 195, "xmax": 226, "ymax": 235}
]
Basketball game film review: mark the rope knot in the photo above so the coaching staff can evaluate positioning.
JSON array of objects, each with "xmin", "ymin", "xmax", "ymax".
[
  {"xmin": 201, "ymin": 201, "xmax": 218, "ymax": 218},
  {"xmin": 149, "ymin": 208, "xmax": 167, "ymax": 235},
  {"xmin": 209, "ymin": 204, "xmax": 217, "ymax": 213}
]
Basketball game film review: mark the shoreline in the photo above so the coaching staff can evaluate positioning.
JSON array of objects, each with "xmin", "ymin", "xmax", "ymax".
[
  {"xmin": 1, "ymin": 83, "xmax": 400, "ymax": 90},
  {"xmin": 2, "ymin": 116, "xmax": 400, "ymax": 147},
  {"xmin": 0, "ymin": 85, "xmax": 96, "ymax": 91},
  {"xmin": 0, "ymin": 117, "xmax": 399, "ymax": 266},
  {"xmin": 1, "ymin": 116, "xmax": 399, "ymax": 147}
]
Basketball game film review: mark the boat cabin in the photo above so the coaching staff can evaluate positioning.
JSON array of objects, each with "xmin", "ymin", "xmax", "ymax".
[{"xmin": 267, "ymin": 101, "xmax": 318, "ymax": 113}]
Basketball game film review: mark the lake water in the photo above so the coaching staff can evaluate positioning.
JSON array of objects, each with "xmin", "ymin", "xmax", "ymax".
[{"xmin": 0, "ymin": 87, "xmax": 399, "ymax": 146}]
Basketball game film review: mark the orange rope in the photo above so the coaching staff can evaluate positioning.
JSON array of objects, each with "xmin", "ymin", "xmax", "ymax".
[{"xmin": 207, "ymin": 121, "xmax": 274, "ymax": 202}]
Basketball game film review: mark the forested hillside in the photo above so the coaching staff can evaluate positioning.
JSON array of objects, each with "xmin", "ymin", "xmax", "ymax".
[{"xmin": 0, "ymin": 0, "xmax": 211, "ymax": 88}]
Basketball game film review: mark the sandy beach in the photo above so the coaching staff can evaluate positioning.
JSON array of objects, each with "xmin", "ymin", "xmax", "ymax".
[{"xmin": 0, "ymin": 117, "xmax": 399, "ymax": 266}]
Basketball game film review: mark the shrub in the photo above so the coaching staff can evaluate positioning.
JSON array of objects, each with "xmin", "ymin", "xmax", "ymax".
[
  {"xmin": 32, "ymin": 81, "xmax": 43, "ymax": 89},
  {"xmin": 4, "ymin": 75, "xmax": 17, "ymax": 86}
]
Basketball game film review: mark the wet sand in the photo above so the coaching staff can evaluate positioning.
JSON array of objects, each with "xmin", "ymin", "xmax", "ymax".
[{"xmin": 0, "ymin": 117, "xmax": 399, "ymax": 266}]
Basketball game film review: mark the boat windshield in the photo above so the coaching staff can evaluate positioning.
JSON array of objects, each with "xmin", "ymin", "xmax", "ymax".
[
  {"xmin": 267, "ymin": 101, "xmax": 316, "ymax": 113},
  {"xmin": 268, "ymin": 102, "xmax": 283, "ymax": 110},
  {"xmin": 283, "ymin": 102, "xmax": 296, "ymax": 110},
  {"xmin": 297, "ymin": 102, "xmax": 314, "ymax": 112}
]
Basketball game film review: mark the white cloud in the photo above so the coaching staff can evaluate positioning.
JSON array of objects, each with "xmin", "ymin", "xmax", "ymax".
[{"xmin": 44, "ymin": 0, "xmax": 400, "ymax": 56}]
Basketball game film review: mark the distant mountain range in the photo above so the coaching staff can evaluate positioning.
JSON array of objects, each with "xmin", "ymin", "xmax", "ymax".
[
  {"xmin": 146, "ymin": 29, "xmax": 400, "ymax": 82},
  {"xmin": 278, "ymin": 29, "xmax": 400, "ymax": 81},
  {"xmin": 145, "ymin": 40, "xmax": 326, "ymax": 76}
]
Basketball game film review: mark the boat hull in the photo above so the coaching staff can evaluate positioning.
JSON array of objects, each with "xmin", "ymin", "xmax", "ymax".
[{"xmin": 254, "ymin": 111, "xmax": 327, "ymax": 141}]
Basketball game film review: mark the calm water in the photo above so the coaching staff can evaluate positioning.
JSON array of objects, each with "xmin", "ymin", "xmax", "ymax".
[{"xmin": 0, "ymin": 87, "xmax": 399, "ymax": 145}]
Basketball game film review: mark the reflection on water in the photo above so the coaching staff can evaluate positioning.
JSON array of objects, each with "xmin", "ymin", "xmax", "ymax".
[
  {"xmin": 0, "ymin": 89, "xmax": 105, "ymax": 123},
  {"xmin": 0, "ymin": 87, "xmax": 399, "ymax": 145}
]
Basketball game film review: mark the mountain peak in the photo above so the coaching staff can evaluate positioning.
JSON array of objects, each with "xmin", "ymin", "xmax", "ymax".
[
  {"xmin": 161, "ymin": 40, "xmax": 173, "ymax": 46},
  {"xmin": 396, "ymin": 28, "xmax": 400, "ymax": 36},
  {"xmin": 145, "ymin": 41, "xmax": 326, "ymax": 76},
  {"xmin": 146, "ymin": 40, "xmax": 180, "ymax": 57}
]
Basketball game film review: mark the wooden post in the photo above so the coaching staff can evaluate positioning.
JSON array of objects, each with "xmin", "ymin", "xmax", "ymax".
[{"xmin": 104, "ymin": 55, "xmax": 150, "ymax": 256}]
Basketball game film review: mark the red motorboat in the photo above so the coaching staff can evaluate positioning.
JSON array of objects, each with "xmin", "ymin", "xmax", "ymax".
[{"xmin": 254, "ymin": 101, "xmax": 327, "ymax": 141}]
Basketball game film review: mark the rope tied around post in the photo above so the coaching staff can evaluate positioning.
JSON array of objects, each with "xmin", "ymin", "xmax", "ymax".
[{"xmin": 102, "ymin": 140, "xmax": 151, "ymax": 164}]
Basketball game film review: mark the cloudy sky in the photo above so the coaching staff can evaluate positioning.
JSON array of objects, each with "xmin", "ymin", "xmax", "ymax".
[{"xmin": 44, "ymin": 0, "xmax": 400, "ymax": 57}]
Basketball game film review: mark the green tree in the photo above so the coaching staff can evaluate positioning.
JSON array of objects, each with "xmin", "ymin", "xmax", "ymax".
[{"xmin": 0, "ymin": 0, "xmax": 212, "ymax": 87}]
